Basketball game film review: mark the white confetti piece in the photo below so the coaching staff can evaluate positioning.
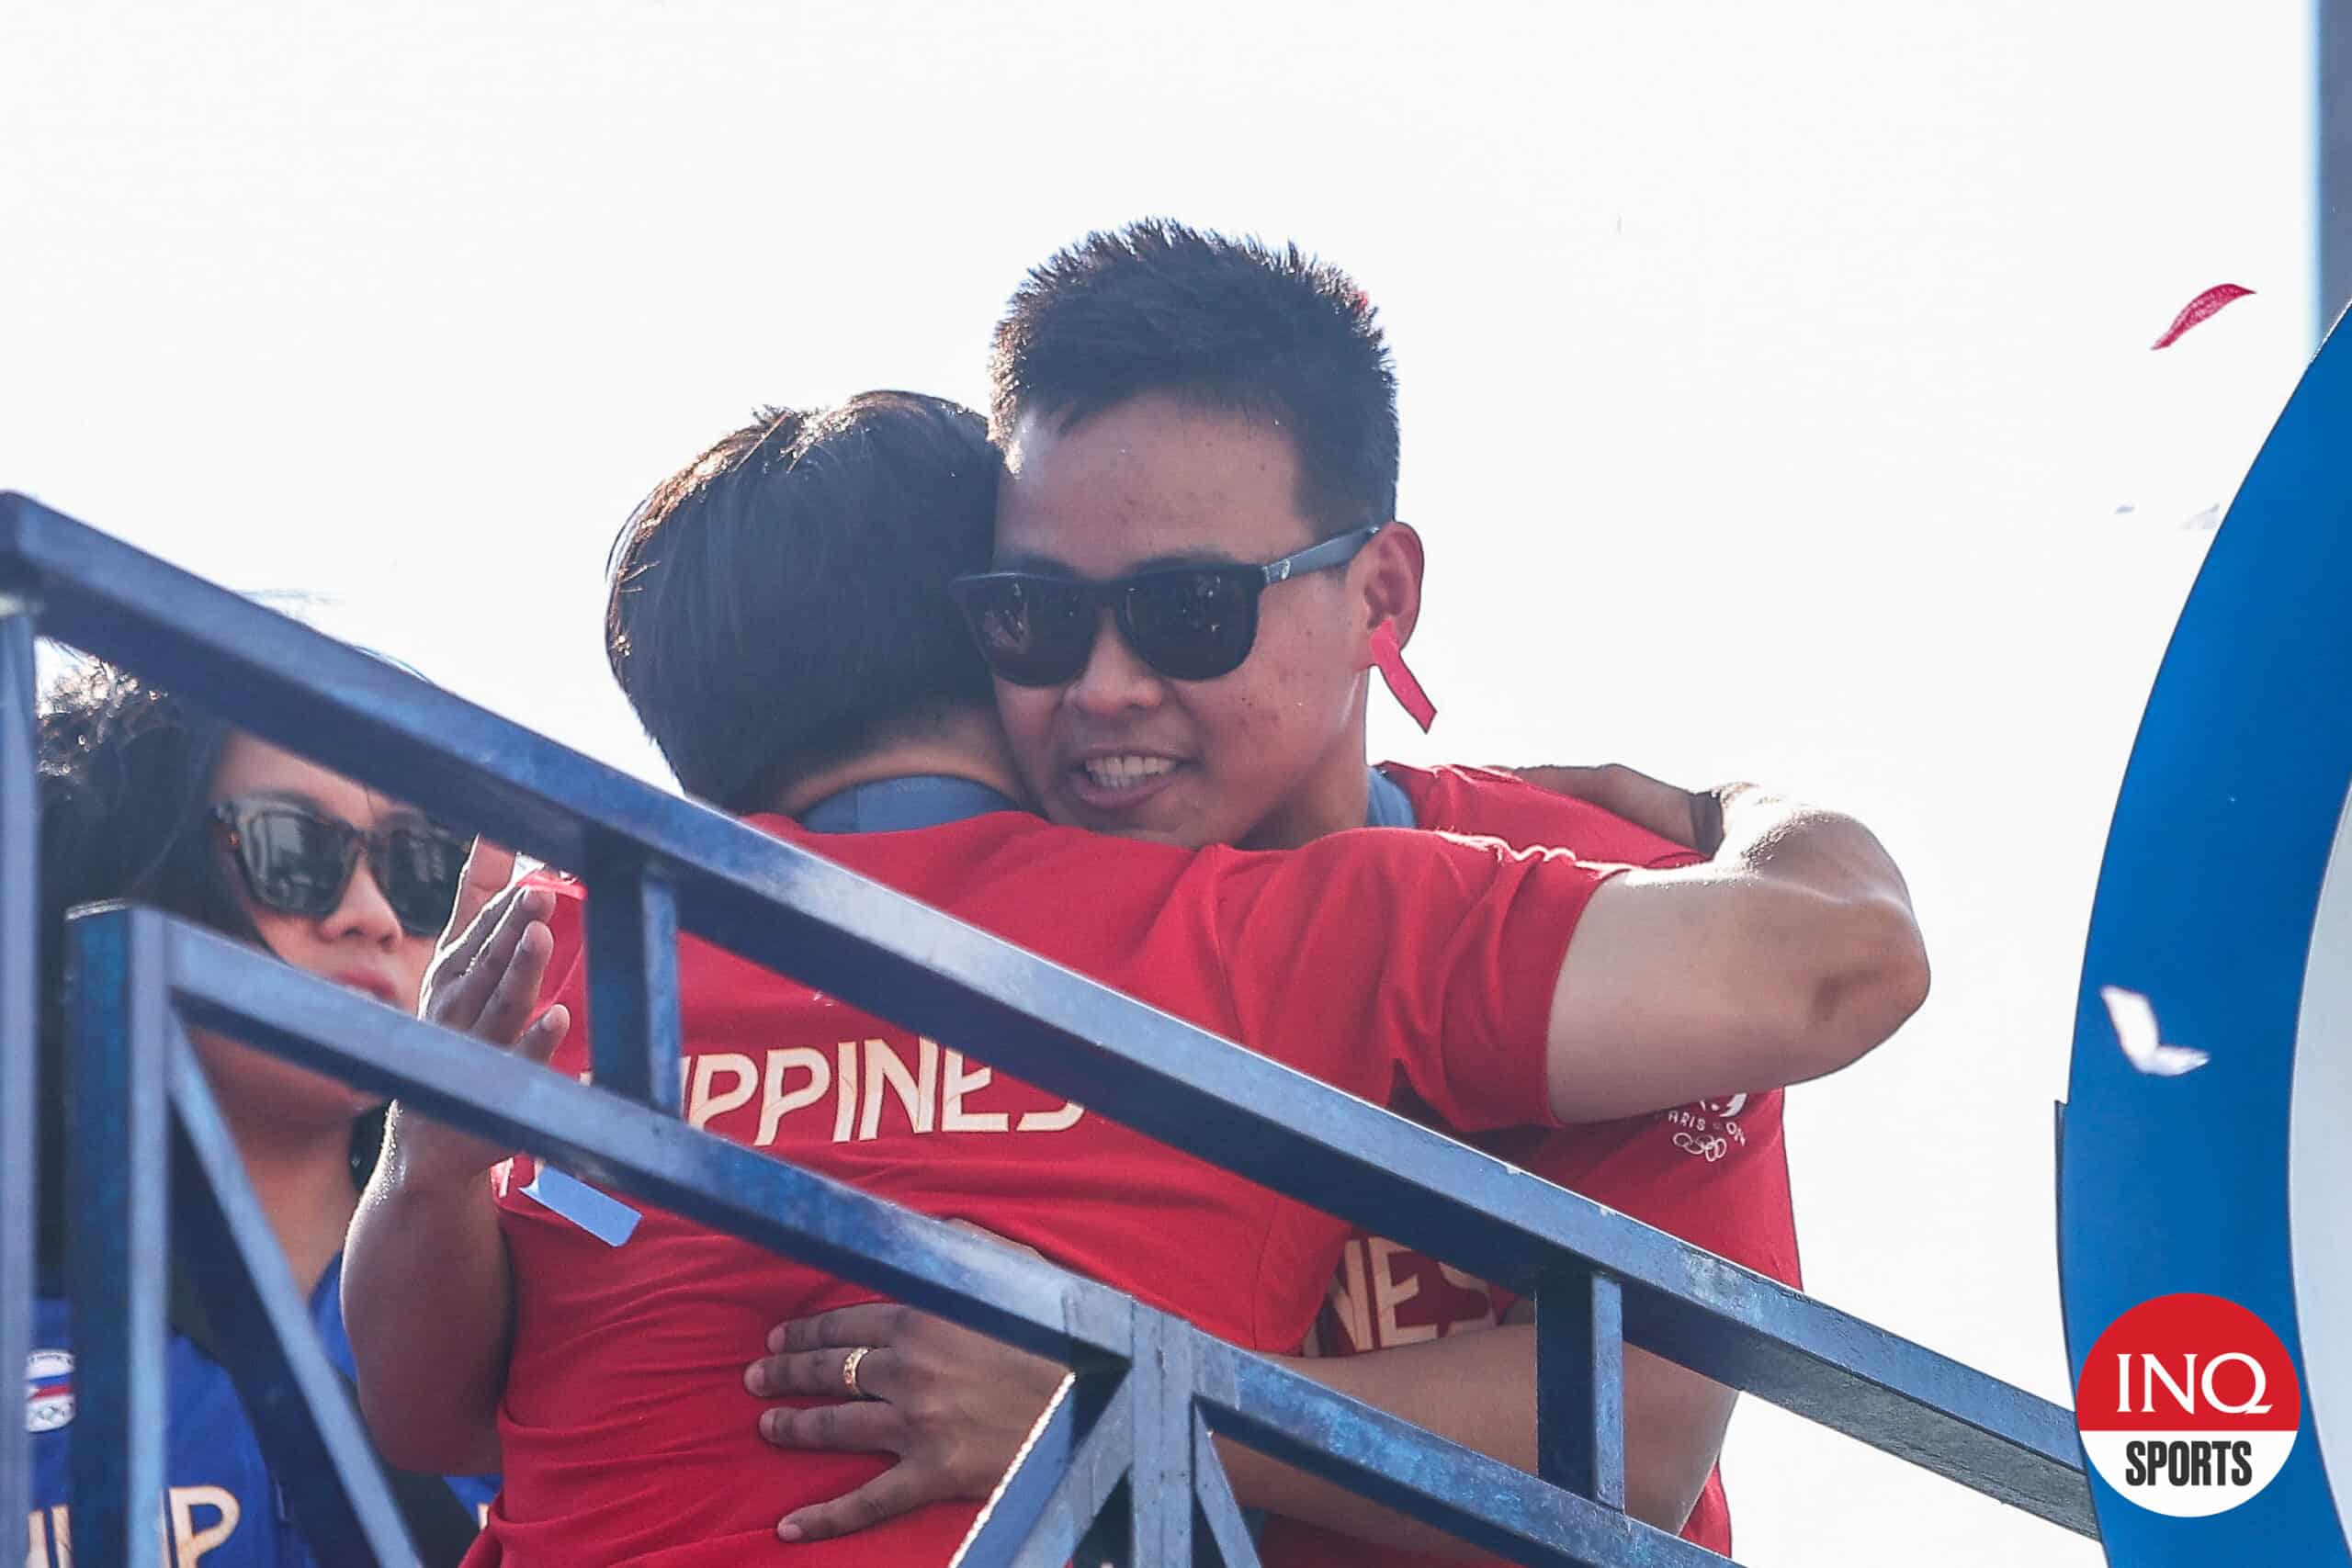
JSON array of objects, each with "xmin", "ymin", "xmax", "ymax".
[{"xmin": 2100, "ymin": 985, "xmax": 2211, "ymax": 1077}]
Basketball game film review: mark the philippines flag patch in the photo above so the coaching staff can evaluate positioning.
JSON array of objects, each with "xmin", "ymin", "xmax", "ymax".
[{"xmin": 26, "ymin": 1348, "xmax": 73, "ymax": 1433}]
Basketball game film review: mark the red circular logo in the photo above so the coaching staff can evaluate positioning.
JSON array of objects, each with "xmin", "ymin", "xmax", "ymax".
[{"xmin": 2075, "ymin": 1293, "xmax": 2301, "ymax": 1517}]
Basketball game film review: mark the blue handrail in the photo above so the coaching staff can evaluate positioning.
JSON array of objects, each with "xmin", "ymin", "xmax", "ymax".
[{"xmin": 2, "ymin": 493, "xmax": 2096, "ymax": 1566}]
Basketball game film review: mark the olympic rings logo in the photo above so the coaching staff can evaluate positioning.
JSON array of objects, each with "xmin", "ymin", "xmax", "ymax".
[{"xmin": 1673, "ymin": 1131, "xmax": 1730, "ymax": 1163}]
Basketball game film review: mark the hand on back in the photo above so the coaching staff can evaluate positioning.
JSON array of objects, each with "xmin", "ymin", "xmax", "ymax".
[{"xmin": 742, "ymin": 1221, "xmax": 1071, "ymax": 1544}]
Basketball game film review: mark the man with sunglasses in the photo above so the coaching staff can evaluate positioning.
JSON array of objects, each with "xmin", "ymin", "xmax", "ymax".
[
  {"xmin": 755, "ymin": 221, "xmax": 1834, "ymax": 1562},
  {"xmin": 948, "ymin": 523, "xmax": 1384, "ymax": 693},
  {"xmin": 344, "ymin": 389, "xmax": 1925, "ymax": 1567}
]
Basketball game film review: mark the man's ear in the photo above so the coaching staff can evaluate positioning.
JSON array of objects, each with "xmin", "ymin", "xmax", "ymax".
[{"xmin": 1360, "ymin": 522, "xmax": 1426, "ymax": 646}]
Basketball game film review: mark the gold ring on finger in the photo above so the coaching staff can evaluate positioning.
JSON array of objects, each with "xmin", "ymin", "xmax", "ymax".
[{"xmin": 841, "ymin": 1345, "xmax": 876, "ymax": 1399}]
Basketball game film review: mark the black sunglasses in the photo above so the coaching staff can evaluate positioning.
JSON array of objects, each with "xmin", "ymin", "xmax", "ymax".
[
  {"xmin": 210, "ymin": 799, "xmax": 472, "ymax": 938},
  {"xmin": 947, "ymin": 525, "xmax": 1384, "ymax": 688}
]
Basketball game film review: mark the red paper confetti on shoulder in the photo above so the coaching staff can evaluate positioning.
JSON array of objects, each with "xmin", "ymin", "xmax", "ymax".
[{"xmin": 2151, "ymin": 284, "xmax": 2254, "ymax": 349}]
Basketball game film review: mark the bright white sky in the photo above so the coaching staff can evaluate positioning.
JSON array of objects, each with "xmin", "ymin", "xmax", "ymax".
[{"xmin": 2, "ymin": 3, "xmax": 2326, "ymax": 1562}]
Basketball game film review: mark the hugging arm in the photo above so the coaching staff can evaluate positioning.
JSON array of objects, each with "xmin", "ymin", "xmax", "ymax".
[
  {"xmin": 749, "ymin": 1304, "xmax": 1726, "ymax": 1550},
  {"xmin": 741, "ymin": 766, "xmax": 1917, "ymax": 1545},
  {"xmin": 1540, "ymin": 773, "xmax": 1928, "ymax": 1120}
]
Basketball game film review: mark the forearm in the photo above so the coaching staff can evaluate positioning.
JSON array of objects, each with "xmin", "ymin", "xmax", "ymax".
[
  {"xmin": 1216, "ymin": 1331, "xmax": 1526, "ymax": 1559},
  {"xmin": 1223, "ymin": 1325, "xmax": 1730, "ymax": 1551},
  {"xmin": 342, "ymin": 1114, "xmax": 513, "ymax": 1474},
  {"xmin": 1507, "ymin": 763, "xmax": 1917, "ymax": 924}
]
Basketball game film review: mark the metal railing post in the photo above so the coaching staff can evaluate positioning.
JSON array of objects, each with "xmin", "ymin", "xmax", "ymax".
[
  {"xmin": 1126, "ymin": 1314, "xmax": 1196, "ymax": 1566},
  {"xmin": 958, "ymin": 1359, "xmax": 1136, "ymax": 1568},
  {"xmin": 584, "ymin": 851, "xmax": 683, "ymax": 1113},
  {"xmin": 63, "ymin": 907, "xmax": 171, "ymax": 1568},
  {"xmin": 164, "ymin": 1017, "xmax": 421, "ymax": 1563},
  {"xmin": 1191, "ymin": 1407, "xmax": 1262, "ymax": 1568},
  {"xmin": 1537, "ymin": 1270, "xmax": 1628, "ymax": 1512},
  {"xmin": 0, "ymin": 591, "xmax": 37, "ymax": 1539}
]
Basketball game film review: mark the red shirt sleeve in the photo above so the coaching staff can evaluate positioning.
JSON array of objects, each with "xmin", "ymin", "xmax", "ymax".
[
  {"xmin": 1193, "ymin": 827, "xmax": 1623, "ymax": 1134},
  {"xmin": 1381, "ymin": 763, "xmax": 1700, "ymax": 871}
]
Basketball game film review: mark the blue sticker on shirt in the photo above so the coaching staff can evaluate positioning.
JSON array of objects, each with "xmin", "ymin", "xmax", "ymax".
[{"xmin": 520, "ymin": 1165, "xmax": 641, "ymax": 1247}]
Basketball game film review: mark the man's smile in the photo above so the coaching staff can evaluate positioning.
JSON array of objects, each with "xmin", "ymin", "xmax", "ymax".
[{"xmin": 1063, "ymin": 749, "xmax": 1193, "ymax": 813}]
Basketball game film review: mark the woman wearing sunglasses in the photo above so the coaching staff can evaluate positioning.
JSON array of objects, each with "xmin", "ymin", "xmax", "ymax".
[{"xmin": 26, "ymin": 661, "xmax": 522, "ymax": 1568}]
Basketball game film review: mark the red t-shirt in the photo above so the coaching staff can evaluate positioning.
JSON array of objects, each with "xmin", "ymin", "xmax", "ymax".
[
  {"xmin": 467, "ymin": 808, "xmax": 1619, "ymax": 1567},
  {"xmin": 1259, "ymin": 765, "xmax": 1803, "ymax": 1567}
]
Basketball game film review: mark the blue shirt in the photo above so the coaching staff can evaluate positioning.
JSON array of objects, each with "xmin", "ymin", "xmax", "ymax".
[
  {"xmin": 27, "ymin": 1254, "xmax": 497, "ymax": 1566},
  {"xmin": 1363, "ymin": 766, "xmax": 1417, "ymax": 829},
  {"xmin": 797, "ymin": 775, "xmax": 1021, "ymax": 833}
]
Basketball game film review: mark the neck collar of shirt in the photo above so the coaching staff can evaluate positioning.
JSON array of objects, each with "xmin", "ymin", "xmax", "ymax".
[
  {"xmin": 797, "ymin": 770, "xmax": 1406, "ymax": 834},
  {"xmin": 1363, "ymin": 766, "xmax": 1419, "ymax": 829},
  {"xmin": 796, "ymin": 775, "xmax": 1023, "ymax": 834}
]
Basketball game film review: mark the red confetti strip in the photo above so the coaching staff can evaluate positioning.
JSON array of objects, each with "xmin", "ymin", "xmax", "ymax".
[
  {"xmin": 1368, "ymin": 620, "xmax": 1437, "ymax": 732},
  {"xmin": 2152, "ymin": 284, "xmax": 2254, "ymax": 349}
]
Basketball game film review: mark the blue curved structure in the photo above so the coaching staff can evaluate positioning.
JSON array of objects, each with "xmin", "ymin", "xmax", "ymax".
[{"xmin": 2062, "ymin": 314, "xmax": 2352, "ymax": 1564}]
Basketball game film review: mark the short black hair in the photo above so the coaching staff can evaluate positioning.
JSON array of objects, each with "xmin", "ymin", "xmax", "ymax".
[
  {"xmin": 605, "ymin": 390, "xmax": 1001, "ymax": 811},
  {"xmin": 989, "ymin": 219, "xmax": 1399, "ymax": 538}
]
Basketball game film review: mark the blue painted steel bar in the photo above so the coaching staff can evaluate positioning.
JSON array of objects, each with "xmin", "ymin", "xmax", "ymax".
[
  {"xmin": 1537, "ymin": 1272, "xmax": 1627, "ymax": 1510},
  {"xmin": 62, "ymin": 907, "xmax": 170, "ymax": 1568},
  {"xmin": 164, "ymin": 1029, "xmax": 419, "ymax": 1564},
  {"xmin": 0, "ymin": 593, "xmax": 36, "ymax": 1539},
  {"xmin": 583, "ymin": 851, "xmax": 683, "ymax": 1113},
  {"xmin": 1201, "ymin": 1348, "xmax": 1726, "ymax": 1568},
  {"xmin": 1128, "ymin": 1314, "xmax": 1196, "ymax": 1567},
  {"xmin": 0, "ymin": 494, "xmax": 2096, "ymax": 1537},
  {"xmin": 142, "ymin": 908, "xmax": 1140, "ymax": 1363},
  {"xmin": 128, "ymin": 907, "xmax": 1714, "ymax": 1567},
  {"xmin": 956, "ymin": 1371, "xmax": 1135, "ymax": 1568},
  {"xmin": 1191, "ymin": 1409, "xmax": 1264, "ymax": 1568}
]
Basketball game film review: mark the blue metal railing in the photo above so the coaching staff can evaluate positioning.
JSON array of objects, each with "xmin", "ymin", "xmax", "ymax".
[
  {"xmin": 1, "ymin": 592, "xmax": 41, "ymax": 1551},
  {"xmin": 1, "ymin": 492, "xmax": 2098, "ymax": 1566}
]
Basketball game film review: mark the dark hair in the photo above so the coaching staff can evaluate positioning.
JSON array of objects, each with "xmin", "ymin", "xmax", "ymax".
[
  {"xmin": 605, "ymin": 390, "xmax": 1002, "ymax": 812},
  {"xmin": 989, "ymin": 219, "xmax": 1400, "ymax": 539},
  {"xmin": 34, "ymin": 662, "xmax": 264, "ymax": 1275}
]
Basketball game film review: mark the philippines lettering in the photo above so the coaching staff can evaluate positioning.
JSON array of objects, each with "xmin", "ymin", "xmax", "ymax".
[{"xmin": 673, "ymin": 1037, "xmax": 1086, "ymax": 1145}]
